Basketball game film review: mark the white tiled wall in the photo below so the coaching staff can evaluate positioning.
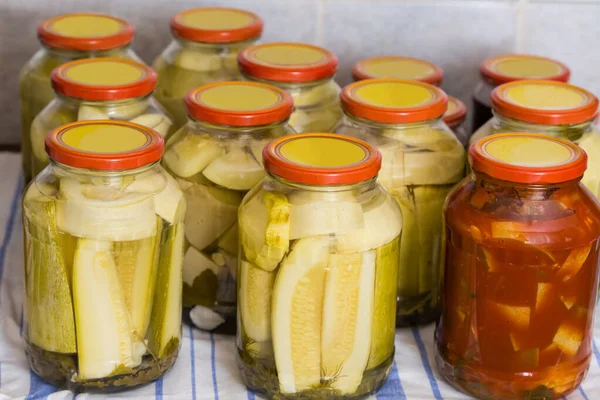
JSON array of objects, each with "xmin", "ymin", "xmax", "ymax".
[{"xmin": 2, "ymin": 0, "xmax": 599, "ymax": 144}]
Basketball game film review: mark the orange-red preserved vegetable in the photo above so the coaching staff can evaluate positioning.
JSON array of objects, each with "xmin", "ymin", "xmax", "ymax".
[{"xmin": 436, "ymin": 133, "xmax": 600, "ymax": 399}]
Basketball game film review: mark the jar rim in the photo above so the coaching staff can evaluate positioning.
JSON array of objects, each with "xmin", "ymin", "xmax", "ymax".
[
  {"xmin": 443, "ymin": 96, "xmax": 467, "ymax": 128},
  {"xmin": 480, "ymin": 54, "xmax": 570, "ymax": 87},
  {"xmin": 352, "ymin": 56, "xmax": 443, "ymax": 86}
]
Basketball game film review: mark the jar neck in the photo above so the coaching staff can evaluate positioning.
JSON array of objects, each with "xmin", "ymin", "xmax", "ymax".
[
  {"xmin": 50, "ymin": 160, "xmax": 159, "ymax": 180},
  {"xmin": 42, "ymin": 43, "xmax": 131, "ymax": 59},
  {"xmin": 175, "ymin": 37, "xmax": 256, "ymax": 51},
  {"xmin": 187, "ymin": 118, "xmax": 288, "ymax": 138},
  {"xmin": 270, "ymin": 174, "xmax": 378, "ymax": 193},
  {"xmin": 56, "ymin": 93, "xmax": 152, "ymax": 108},
  {"xmin": 345, "ymin": 111, "xmax": 443, "ymax": 130},
  {"xmin": 472, "ymin": 170, "xmax": 581, "ymax": 200},
  {"xmin": 243, "ymin": 74, "xmax": 334, "ymax": 90},
  {"xmin": 493, "ymin": 111, "xmax": 594, "ymax": 142}
]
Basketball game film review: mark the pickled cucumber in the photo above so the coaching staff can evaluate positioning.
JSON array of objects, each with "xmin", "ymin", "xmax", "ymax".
[{"xmin": 240, "ymin": 260, "xmax": 276, "ymax": 344}]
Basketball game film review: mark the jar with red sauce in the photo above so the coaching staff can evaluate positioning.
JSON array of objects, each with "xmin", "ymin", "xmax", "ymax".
[{"xmin": 436, "ymin": 133, "xmax": 600, "ymax": 399}]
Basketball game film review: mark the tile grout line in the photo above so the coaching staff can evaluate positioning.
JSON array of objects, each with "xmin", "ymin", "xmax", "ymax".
[
  {"xmin": 316, "ymin": 0, "xmax": 325, "ymax": 46},
  {"xmin": 516, "ymin": 0, "xmax": 527, "ymax": 52}
]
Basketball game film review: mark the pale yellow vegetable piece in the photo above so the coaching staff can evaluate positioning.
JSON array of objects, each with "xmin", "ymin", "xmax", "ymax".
[
  {"xmin": 202, "ymin": 148, "xmax": 266, "ymax": 190},
  {"xmin": 552, "ymin": 323, "xmax": 583, "ymax": 356},
  {"xmin": 163, "ymin": 133, "xmax": 225, "ymax": 178},
  {"xmin": 183, "ymin": 246, "xmax": 220, "ymax": 287},
  {"xmin": 240, "ymin": 260, "xmax": 276, "ymax": 343},
  {"xmin": 130, "ymin": 114, "xmax": 173, "ymax": 137},
  {"xmin": 78, "ymin": 105, "xmax": 109, "ymax": 121}
]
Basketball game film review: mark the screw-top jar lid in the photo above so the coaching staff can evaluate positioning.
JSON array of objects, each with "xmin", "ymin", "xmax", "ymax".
[
  {"xmin": 185, "ymin": 81, "xmax": 294, "ymax": 126},
  {"xmin": 46, "ymin": 120, "xmax": 164, "ymax": 171},
  {"xmin": 238, "ymin": 42, "xmax": 338, "ymax": 83},
  {"xmin": 443, "ymin": 96, "xmax": 467, "ymax": 128},
  {"xmin": 480, "ymin": 54, "xmax": 570, "ymax": 87},
  {"xmin": 51, "ymin": 58, "xmax": 157, "ymax": 101},
  {"xmin": 170, "ymin": 7, "xmax": 263, "ymax": 43},
  {"xmin": 470, "ymin": 133, "xmax": 586, "ymax": 184},
  {"xmin": 38, "ymin": 13, "xmax": 134, "ymax": 51},
  {"xmin": 340, "ymin": 78, "xmax": 448, "ymax": 124},
  {"xmin": 491, "ymin": 80, "xmax": 599, "ymax": 126},
  {"xmin": 263, "ymin": 133, "xmax": 381, "ymax": 185},
  {"xmin": 352, "ymin": 56, "xmax": 443, "ymax": 86}
]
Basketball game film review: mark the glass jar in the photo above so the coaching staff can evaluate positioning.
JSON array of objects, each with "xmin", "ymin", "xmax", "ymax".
[
  {"xmin": 238, "ymin": 42, "xmax": 342, "ymax": 133},
  {"xmin": 29, "ymin": 58, "xmax": 174, "ymax": 179},
  {"xmin": 19, "ymin": 13, "xmax": 141, "ymax": 184},
  {"xmin": 161, "ymin": 81, "xmax": 294, "ymax": 333},
  {"xmin": 472, "ymin": 54, "xmax": 570, "ymax": 133},
  {"xmin": 436, "ymin": 133, "xmax": 600, "ymax": 399},
  {"xmin": 335, "ymin": 79, "xmax": 466, "ymax": 326},
  {"xmin": 444, "ymin": 96, "xmax": 469, "ymax": 147},
  {"xmin": 22, "ymin": 120, "xmax": 186, "ymax": 392},
  {"xmin": 352, "ymin": 56, "xmax": 444, "ymax": 86},
  {"xmin": 237, "ymin": 133, "xmax": 403, "ymax": 399},
  {"xmin": 470, "ymin": 80, "xmax": 600, "ymax": 200},
  {"xmin": 153, "ymin": 7, "xmax": 263, "ymax": 127}
]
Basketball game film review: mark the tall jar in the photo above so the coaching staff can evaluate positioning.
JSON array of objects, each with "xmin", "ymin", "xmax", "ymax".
[
  {"xmin": 443, "ymin": 96, "xmax": 469, "ymax": 147},
  {"xmin": 238, "ymin": 42, "xmax": 342, "ymax": 133},
  {"xmin": 19, "ymin": 13, "xmax": 141, "ymax": 184},
  {"xmin": 335, "ymin": 78, "xmax": 466, "ymax": 326},
  {"xmin": 29, "ymin": 58, "xmax": 174, "ymax": 179},
  {"xmin": 436, "ymin": 133, "xmax": 600, "ymax": 399},
  {"xmin": 472, "ymin": 54, "xmax": 570, "ymax": 132},
  {"xmin": 153, "ymin": 7, "xmax": 263, "ymax": 127},
  {"xmin": 22, "ymin": 120, "xmax": 186, "ymax": 392},
  {"xmin": 237, "ymin": 133, "xmax": 403, "ymax": 399},
  {"xmin": 352, "ymin": 56, "xmax": 444, "ymax": 86},
  {"xmin": 470, "ymin": 80, "xmax": 600, "ymax": 199},
  {"xmin": 162, "ymin": 81, "xmax": 294, "ymax": 332}
]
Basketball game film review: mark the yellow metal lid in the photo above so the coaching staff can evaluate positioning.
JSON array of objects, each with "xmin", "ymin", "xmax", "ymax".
[
  {"xmin": 341, "ymin": 79, "xmax": 448, "ymax": 123},
  {"xmin": 492, "ymin": 80, "xmax": 599, "ymax": 125},
  {"xmin": 481, "ymin": 54, "xmax": 570, "ymax": 86},
  {"xmin": 352, "ymin": 56, "xmax": 443, "ymax": 86},
  {"xmin": 38, "ymin": 13, "xmax": 134, "ymax": 51},
  {"xmin": 185, "ymin": 81, "xmax": 293, "ymax": 126},
  {"xmin": 51, "ymin": 58, "xmax": 157, "ymax": 101}
]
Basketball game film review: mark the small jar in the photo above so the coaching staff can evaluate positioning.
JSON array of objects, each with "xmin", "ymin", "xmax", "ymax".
[
  {"xmin": 472, "ymin": 54, "xmax": 570, "ymax": 133},
  {"xmin": 162, "ymin": 81, "xmax": 294, "ymax": 332},
  {"xmin": 237, "ymin": 133, "xmax": 402, "ymax": 399},
  {"xmin": 19, "ymin": 13, "xmax": 141, "ymax": 184},
  {"xmin": 352, "ymin": 56, "xmax": 444, "ymax": 86},
  {"xmin": 443, "ymin": 96, "xmax": 469, "ymax": 147},
  {"xmin": 335, "ymin": 79, "xmax": 466, "ymax": 326},
  {"xmin": 437, "ymin": 133, "xmax": 600, "ymax": 399},
  {"xmin": 29, "ymin": 58, "xmax": 174, "ymax": 179},
  {"xmin": 470, "ymin": 80, "xmax": 600, "ymax": 199},
  {"xmin": 238, "ymin": 42, "xmax": 342, "ymax": 133},
  {"xmin": 153, "ymin": 7, "xmax": 263, "ymax": 127},
  {"xmin": 23, "ymin": 120, "xmax": 186, "ymax": 392}
]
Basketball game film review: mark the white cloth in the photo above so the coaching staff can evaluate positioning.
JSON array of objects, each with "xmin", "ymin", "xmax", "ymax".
[{"xmin": 0, "ymin": 152, "xmax": 598, "ymax": 400}]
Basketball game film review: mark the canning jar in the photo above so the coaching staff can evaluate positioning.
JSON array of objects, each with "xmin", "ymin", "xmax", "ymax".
[
  {"xmin": 237, "ymin": 133, "xmax": 402, "ymax": 399},
  {"xmin": 153, "ymin": 7, "xmax": 263, "ymax": 127},
  {"xmin": 30, "ymin": 58, "xmax": 174, "ymax": 179},
  {"xmin": 162, "ymin": 81, "xmax": 294, "ymax": 332},
  {"xmin": 470, "ymin": 80, "xmax": 600, "ymax": 200},
  {"xmin": 22, "ymin": 120, "xmax": 186, "ymax": 392},
  {"xmin": 444, "ymin": 96, "xmax": 469, "ymax": 146},
  {"xmin": 19, "ymin": 13, "xmax": 141, "ymax": 184},
  {"xmin": 335, "ymin": 78, "xmax": 466, "ymax": 326},
  {"xmin": 436, "ymin": 133, "xmax": 600, "ymax": 399},
  {"xmin": 472, "ymin": 54, "xmax": 570, "ymax": 132},
  {"xmin": 238, "ymin": 42, "xmax": 342, "ymax": 133},
  {"xmin": 352, "ymin": 56, "xmax": 443, "ymax": 86}
]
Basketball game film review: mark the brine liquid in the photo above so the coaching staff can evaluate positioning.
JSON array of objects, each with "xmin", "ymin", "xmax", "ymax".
[
  {"xmin": 436, "ymin": 225, "xmax": 599, "ymax": 399},
  {"xmin": 471, "ymin": 97, "xmax": 493, "ymax": 134}
]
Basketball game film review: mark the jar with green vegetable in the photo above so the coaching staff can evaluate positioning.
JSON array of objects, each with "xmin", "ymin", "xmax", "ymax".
[
  {"xmin": 334, "ymin": 78, "xmax": 466, "ymax": 326},
  {"xmin": 161, "ymin": 81, "xmax": 294, "ymax": 332},
  {"xmin": 238, "ymin": 42, "xmax": 342, "ymax": 133},
  {"xmin": 19, "ymin": 13, "xmax": 141, "ymax": 184},
  {"xmin": 152, "ymin": 7, "xmax": 263, "ymax": 127},
  {"xmin": 23, "ymin": 120, "xmax": 185, "ymax": 392},
  {"xmin": 237, "ymin": 133, "xmax": 402, "ymax": 399}
]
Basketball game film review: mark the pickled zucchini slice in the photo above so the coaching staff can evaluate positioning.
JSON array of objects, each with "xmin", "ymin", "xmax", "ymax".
[
  {"xmin": 217, "ymin": 223, "xmax": 239, "ymax": 254},
  {"xmin": 153, "ymin": 173, "xmax": 187, "ymax": 224},
  {"xmin": 240, "ymin": 260, "xmax": 276, "ymax": 343},
  {"xmin": 73, "ymin": 239, "xmax": 142, "ymax": 380},
  {"xmin": 24, "ymin": 193, "xmax": 76, "ymax": 353},
  {"xmin": 552, "ymin": 323, "xmax": 583, "ymax": 356},
  {"xmin": 148, "ymin": 223, "xmax": 184, "ymax": 358},
  {"xmin": 240, "ymin": 192, "xmax": 290, "ymax": 272},
  {"xmin": 129, "ymin": 114, "xmax": 173, "ymax": 138},
  {"xmin": 322, "ymin": 250, "xmax": 375, "ymax": 394},
  {"xmin": 202, "ymin": 148, "xmax": 266, "ymax": 191},
  {"xmin": 163, "ymin": 133, "xmax": 224, "ymax": 178},
  {"xmin": 78, "ymin": 105, "xmax": 109, "ymax": 121},
  {"xmin": 272, "ymin": 237, "xmax": 329, "ymax": 394}
]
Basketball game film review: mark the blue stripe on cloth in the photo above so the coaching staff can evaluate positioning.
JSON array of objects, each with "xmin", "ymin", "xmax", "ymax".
[
  {"xmin": 210, "ymin": 332, "xmax": 219, "ymax": 400},
  {"xmin": 155, "ymin": 377, "xmax": 163, "ymax": 400},
  {"xmin": 189, "ymin": 325, "xmax": 197, "ymax": 400},
  {"xmin": 593, "ymin": 339, "xmax": 600, "ymax": 368},
  {"xmin": 411, "ymin": 326, "xmax": 443, "ymax": 400},
  {"xmin": 25, "ymin": 370, "xmax": 57, "ymax": 400},
  {"xmin": 0, "ymin": 175, "xmax": 23, "ymax": 304},
  {"xmin": 376, "ymin": 361, "xmax": 406, "ymax": 399},
  {"xmin": 246, "ymin": 390, "xmax": 255, "ymax": 400},
  {"xmin": 19, "ymin": 306, "xmax": 24, "ymax": 337},
  {"xmin": 579, "ymin": 386, "xmax": 590, "ymax": 400}
]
